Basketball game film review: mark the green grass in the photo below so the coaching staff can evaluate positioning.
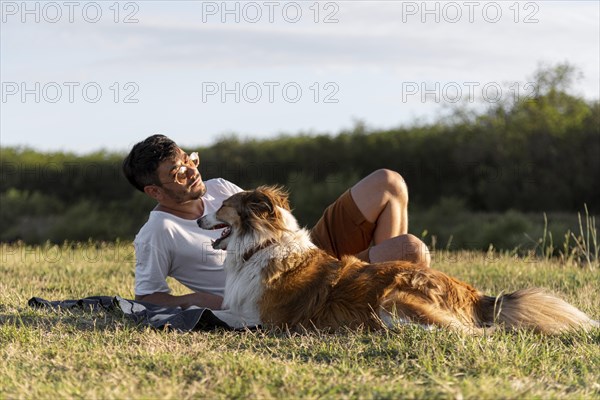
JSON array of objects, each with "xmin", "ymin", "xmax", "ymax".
[{"xmin": 1, "ymin": 242, "xmax": 599, "ymax": 399}]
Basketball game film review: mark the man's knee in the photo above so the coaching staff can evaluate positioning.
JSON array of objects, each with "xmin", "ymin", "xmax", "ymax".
[
  {"xmin": 371, "ymin": 169, "xmax": 408, "ymax": 203},
  {"xmin": 403, "ymin": 234, "xmax": 431, "ymax": 267},
  {"xmin": 368, "ymin": 234, "xmax": 431, "ymax": 267}
]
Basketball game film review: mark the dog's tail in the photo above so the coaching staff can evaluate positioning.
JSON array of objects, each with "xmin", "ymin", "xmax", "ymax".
[{"xmin": 477, "ymin": 288, "xmax": 599, "ymax": 334}]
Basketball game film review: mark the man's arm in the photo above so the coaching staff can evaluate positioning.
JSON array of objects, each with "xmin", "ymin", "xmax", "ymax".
[{"xmin": 135, "ymin": 291, "xmax": 223, "ymax": 309}]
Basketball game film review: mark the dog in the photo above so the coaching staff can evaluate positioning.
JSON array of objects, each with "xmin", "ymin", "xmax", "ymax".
[{"xmin": 198, "ymin": 186, "xmax": 599, "ymax": 334}]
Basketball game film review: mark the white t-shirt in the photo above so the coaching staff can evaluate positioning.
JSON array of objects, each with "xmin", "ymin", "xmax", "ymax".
[{"xmin": 134, "ymin": 178, "xmax": 243, "ymax": 297}]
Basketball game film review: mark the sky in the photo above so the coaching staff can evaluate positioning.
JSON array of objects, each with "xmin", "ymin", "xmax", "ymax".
[{"xmin": 1, "ymin": 0, "xmax": 599, "ymax": 154}]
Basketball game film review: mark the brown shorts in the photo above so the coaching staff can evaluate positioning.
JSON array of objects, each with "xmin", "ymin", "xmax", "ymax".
[{"xmin": 310, "ymin": 189, "xmax": 376, "ymax": 260}]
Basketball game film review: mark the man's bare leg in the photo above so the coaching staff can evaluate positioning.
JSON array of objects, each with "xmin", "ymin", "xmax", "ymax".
[{"xmin": 350, "ymin": 169, "xmax": 430, "ymax": 266}]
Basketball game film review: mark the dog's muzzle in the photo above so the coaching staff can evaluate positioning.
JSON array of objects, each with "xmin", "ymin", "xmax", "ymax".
[{"xmin": 197, "ymin": 215, "xmax": 231, "ymax": 249}]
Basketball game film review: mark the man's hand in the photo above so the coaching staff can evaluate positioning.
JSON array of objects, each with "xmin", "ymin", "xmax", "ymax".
[{"xmin": 135, "ymin": 292, "xmax": 223, "ymax": 309}]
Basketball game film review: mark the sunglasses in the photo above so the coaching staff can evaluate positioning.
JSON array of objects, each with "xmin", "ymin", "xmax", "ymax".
[{"xmin": 161, "ymin": 152, "xmax": 199, "ymax": 185}]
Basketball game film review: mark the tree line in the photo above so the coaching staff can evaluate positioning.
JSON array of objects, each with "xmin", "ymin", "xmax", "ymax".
[{"xmin": 1, "ymin": 64, "xmax": 598, "ymax": 245}]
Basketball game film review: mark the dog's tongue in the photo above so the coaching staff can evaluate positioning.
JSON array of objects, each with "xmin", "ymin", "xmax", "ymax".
[
  {"xmin": 211, "ymin": 238, "xmax": 222, "ymax": 249},
  {"xmin": 211, "ymin": 226, "xmax": 231, "ymax": 249}
]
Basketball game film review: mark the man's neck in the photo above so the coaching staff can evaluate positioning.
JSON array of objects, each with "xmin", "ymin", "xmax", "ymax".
[{"xmin": 154, "ymin": 198, "xmax": 205, "ymax": 220}]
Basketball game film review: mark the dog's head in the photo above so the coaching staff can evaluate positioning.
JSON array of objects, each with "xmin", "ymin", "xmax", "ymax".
[{"xmin": 197, "ymin": 185, "xmax": 292, "ymax": 250}]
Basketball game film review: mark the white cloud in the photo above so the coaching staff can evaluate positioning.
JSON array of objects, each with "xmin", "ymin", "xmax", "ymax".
[{"xmin": 1, "ymin": 0, "xmax": 598, "ymax": 153}]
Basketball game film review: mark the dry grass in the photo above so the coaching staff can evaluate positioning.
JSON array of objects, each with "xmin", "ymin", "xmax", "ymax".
[{"xmin": 1, "ymin": 242, "xmax": 599, "ymax": 399}]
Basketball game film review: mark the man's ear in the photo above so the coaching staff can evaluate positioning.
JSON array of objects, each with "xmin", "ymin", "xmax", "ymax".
[{"xmin": 144, "ymin": 185, "xmax": 162, "ymax": 201}]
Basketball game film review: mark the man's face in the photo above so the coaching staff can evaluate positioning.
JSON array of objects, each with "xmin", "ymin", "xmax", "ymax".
[{"xmin": 155, "ymin": 148, "xmax": 206, "ymax": 203}]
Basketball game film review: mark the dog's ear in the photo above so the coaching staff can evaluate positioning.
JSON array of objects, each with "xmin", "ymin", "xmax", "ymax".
[
  {"xmin": 255, "ymin": 185, "xmax": 290, "ymax": 211},
  {"xmin": 245, "ymin": 189, "xmax": 277, "ymax": 219}
]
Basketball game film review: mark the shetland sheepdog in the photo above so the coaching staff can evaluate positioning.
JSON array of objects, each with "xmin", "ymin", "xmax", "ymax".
[{"xmin": 198, "ymin": 186, "xmax": 598, "ymax": 334}]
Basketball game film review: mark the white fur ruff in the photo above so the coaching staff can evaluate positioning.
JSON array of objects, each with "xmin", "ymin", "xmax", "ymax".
[{"xmin": 214, "ymin": 207, "xmax": 315, "ymax": 329}]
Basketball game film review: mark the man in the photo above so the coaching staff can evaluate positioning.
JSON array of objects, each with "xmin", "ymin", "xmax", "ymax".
[{"xmin": 123, "ymin": 134, "xmax": 430, "ymax": 309}]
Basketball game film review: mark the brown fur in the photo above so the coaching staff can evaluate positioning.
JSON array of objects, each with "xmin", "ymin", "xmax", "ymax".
[
  {"xmin": 259, "ymin": 246, "xmax": 596, "ymax": 334},
  {"xmin": 212, "ymin": 187, "xmax": 599, "ymax": 334},
  {"xmin": 222, "ymin": 185, "xmax": 290, "ymax": 238},
  {"xmin": 259, "ymin": 250, "xmax": 485, "ymax": 332}
]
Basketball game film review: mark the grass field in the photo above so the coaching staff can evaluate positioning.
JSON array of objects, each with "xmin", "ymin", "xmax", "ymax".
[{"xmin": 1, "ymin": 242, "xmax": 599, "ymax": 399}]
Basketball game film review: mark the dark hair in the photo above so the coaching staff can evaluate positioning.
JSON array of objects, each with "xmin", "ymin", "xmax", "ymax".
[{"xmin": 122, "ymin": 134, "xmax": 179, "ymax": 192}]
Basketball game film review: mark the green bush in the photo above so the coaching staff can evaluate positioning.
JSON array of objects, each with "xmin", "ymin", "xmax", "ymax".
[{"xmin": 0, "ymin": 63, "xmax": 598, "ymax": 246}]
